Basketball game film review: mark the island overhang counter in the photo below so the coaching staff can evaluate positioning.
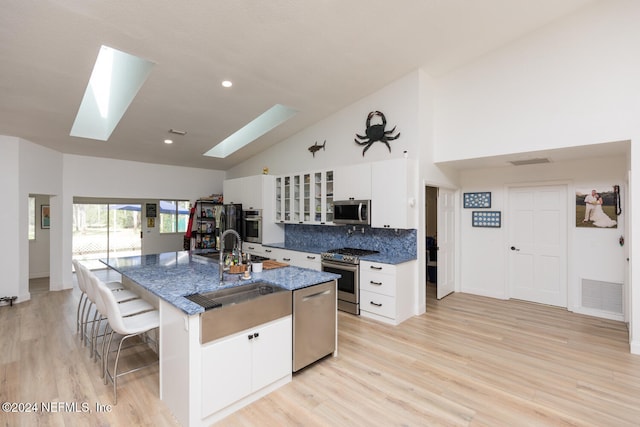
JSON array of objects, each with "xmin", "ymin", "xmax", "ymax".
[{"xmin": 102, "ymin": 251, "xmax": 340, "ymax": 427}]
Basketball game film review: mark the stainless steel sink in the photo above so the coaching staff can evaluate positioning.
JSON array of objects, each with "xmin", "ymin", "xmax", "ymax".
[
  {"xmin": 197, "ymin": 282, "xmax": 292, "ymax": 344},
  {"xmin": 197, "ymin": 282, "xmax": 286, "ymax": 307}
]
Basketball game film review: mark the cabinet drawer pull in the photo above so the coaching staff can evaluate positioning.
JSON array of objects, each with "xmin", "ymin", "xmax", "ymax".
[
  {"xmin": 370, "ymin": 266, "xmax": 383, "ymax": 270},
  {"xmin": 370, "ymin": 301, "xmax": 382, "ymax": 307},
  {"xmin": 307, "ymin": 256, "xmax": 316, "ymax": 260},
  {"xmin": 247, "ymin": 246, "xmax": 255, "ymax": 250},
  {"xmin": 283, "ymin": 257, "xmax": 291, "ymax": 262},
  {"xmin": 370, "ymin": 281, "xmax": 383, "ymax": 286},
  {"xmin": 265, "ymin": 249, "xmax": 272, "ymax": 253}
]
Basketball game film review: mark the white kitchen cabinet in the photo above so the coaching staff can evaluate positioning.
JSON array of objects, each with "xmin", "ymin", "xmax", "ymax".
[
  {"xmin": 359, "ymin": 260, "xmax": 415, "ymax": 325},
  {"xmin": 201, "ymin": 316, "xmax": 292, "ymax": 417},
  {"xmin": 301, "ymin": 172, "xmax": 313, "ymax": 223},
  {"xmin": 223, "ymin": 175, "xmax": 262, "ymax": 209},
  {"xmin": 244, "ymin": 243, "xmax": 266, "ymax": 258},
  {"xmin": 333, "ymin": 163, "xmax": 371, "ymax": 201},
  {"xmin": 279, "ymin": 250, "xmax": 321, "ymax": 271},
  {"xmin": 296, "ymin": 252, "xmax": 321, "ymax": 270},
  {"xmin": 276, "ymin": 169, "xmax": 334, "ymax": 225},
  {"xmin": 316, "ymin": 170, "xmax": 334, "ymax": 224},
  {"xmin": 262, "ymin": 247, "xmax": 321, "ymax": 271},
  {"xmin": 371, "ymin": 158, "xmax": 416, "ymax": 229},
  {"xmin": 275, "ymin": 175, "xmax": 298, "ymax": 223},
  {"xmin": 262, "ymin": 246, "xmax": 284, "ymax": 260}
]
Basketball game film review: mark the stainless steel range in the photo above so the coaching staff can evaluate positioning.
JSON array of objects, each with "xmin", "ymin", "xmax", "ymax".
[{"xmin": 321, "ymin": 247, "xmax": 379, "ymax": 314}]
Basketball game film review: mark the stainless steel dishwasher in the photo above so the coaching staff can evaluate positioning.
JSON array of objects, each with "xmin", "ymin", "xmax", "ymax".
[{"xmin": 293, "ymin": 280, "xmax": 336, "ymax": 372}]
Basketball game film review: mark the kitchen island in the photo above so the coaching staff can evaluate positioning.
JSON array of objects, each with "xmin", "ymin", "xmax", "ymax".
[{"xmin": 102, "ymin": 251, "xmax": 340, "ymax": 427}]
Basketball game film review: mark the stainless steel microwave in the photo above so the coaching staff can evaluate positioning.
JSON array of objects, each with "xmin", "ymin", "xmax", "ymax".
[{"xmin": 332, "ymin": 200, "xmax": 371, "ymax": 225}]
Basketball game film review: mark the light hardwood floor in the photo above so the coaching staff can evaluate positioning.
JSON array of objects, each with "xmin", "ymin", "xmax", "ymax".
[{"xmin": 2, "ymin": 280, "xmax": 640, "ymax": 426}]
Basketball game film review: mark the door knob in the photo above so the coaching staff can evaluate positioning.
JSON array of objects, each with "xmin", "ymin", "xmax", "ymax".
[{"xmin": 510, "ymin": 246, "xmax": 520, "ymax": 251}]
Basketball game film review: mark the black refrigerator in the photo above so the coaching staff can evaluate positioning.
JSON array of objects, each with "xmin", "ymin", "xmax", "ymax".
[{"xmin": 219, "ymin": 203, "xmax": 243, "ymax": 251}]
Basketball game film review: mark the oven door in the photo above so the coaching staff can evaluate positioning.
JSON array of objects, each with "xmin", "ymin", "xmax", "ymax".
[
  {"xmin": 243, "ymin": 217, "xmax": 262, "ymax": 243},
  {"xmin": 321, "ymin": 259, "xmax": 359, "ymax": 314}
]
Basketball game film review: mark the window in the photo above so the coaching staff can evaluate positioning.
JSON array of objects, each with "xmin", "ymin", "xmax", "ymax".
[
  {"xmin": 28, "ymin": 196, "xmax": 36, "ymax": 240},
  {"xmin": 72, "ymin": 202, "xmax": 142, "ymax": 268},
  {"xmin": 159, "ymin": 200, "xmax": 190, "ymax": 233}
]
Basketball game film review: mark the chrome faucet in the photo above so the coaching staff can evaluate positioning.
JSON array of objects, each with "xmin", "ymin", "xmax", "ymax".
[{"xmin": 219, "ymin": 229, "xmax": 242, "ymax": 282}]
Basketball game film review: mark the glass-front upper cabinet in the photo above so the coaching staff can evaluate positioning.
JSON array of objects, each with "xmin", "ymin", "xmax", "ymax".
[
  {"xmin": 303, "ymin": 173, "xmax": 311, "ymax": 222},
  {"xmin": 284, "ymin": 176, "xmax": 291, "ymax": 221},
  {"xmin": 311, "ymin": 169, "xmax": 334, "ymax": 225},
  {"xmin": 313, "ymin": 172, "xmax": 322, "ymax": 222},
  {"xmin": 275, "ymin": 176, "xmax": 283, "ymax": 222},
  {"xmin": 325, "ymin": 170, "xmax": 334, "ymax": 223},
  {"xmin": 275, "ymin": 169, "xmax": 334, "ymax": 225},
  {"xmin": 292, "ymin": 175, "xmax": 301, "ymax": 223}
]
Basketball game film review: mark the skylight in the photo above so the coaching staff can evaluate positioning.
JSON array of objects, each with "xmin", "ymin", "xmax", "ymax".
[
  {"xmin": 70, "ymin": 45, "xmax": 155, "ymax": 141},
  {"xmin": 203, "ymin": 104, "xmax": 298, "ymax": 158}
]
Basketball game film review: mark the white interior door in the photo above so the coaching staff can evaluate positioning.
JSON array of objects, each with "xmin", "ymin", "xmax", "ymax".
[
  {"xmin": 437, "ymin": 188, "xmax": 456, "ymax": 299},
  {"xmin": 508, "ymin": 185, "xmax": 567, "ymax": 307}
]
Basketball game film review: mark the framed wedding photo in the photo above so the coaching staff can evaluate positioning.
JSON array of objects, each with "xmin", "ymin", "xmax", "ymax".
[
  {"xmin": 41, "ymin": 204, "xmax": 50, "ymax": 229},
  {"xmin": 576, "ymin": 186, "xmax": 618, "ymax": 229}
]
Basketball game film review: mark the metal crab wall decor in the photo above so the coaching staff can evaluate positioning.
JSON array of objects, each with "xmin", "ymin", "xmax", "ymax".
[{"xmin": 354, "ymin": 111, "xmax": 400, "ymax": 156}]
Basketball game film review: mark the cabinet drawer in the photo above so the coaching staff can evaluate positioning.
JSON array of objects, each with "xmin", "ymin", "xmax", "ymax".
[
  {"xmin": 360, "ymin": 270, "xmax": 396, "ymax": 297},
  {"xmin": 361, "ymin": 261, "xmax": 396, "ymax": 276},
  {"xmin": 360, "ymin": 290, "xmax": 396, "ymax": 319},
  {"xmin": 245, "ymin": 243, "xmax": 265, "ymax": 257}
]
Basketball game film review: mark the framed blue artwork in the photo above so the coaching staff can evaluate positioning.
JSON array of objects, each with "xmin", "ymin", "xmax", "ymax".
[
  {"xmin": 472, "ymin": 211, "xmax": 501, "ymax": 228},
  {"xmin": 464, "ymin": 192, "xmax": 491, "ymax": 208}
]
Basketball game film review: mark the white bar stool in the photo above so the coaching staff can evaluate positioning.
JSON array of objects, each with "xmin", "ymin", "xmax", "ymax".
[{"xmin": 97, "ymin": 282, "xmax": 159, "ymax": 405}]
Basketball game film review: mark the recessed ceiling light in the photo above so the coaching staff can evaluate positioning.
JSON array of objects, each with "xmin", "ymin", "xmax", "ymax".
[
  {"xmin": 221, "ymin": 80, "xmax": 233, "ymax": 88},
  {"xmin": 70, "ymin": 45, "xmax": 155, "ymax": 141},
  {"xmin": 164, "ymin": 139, "xmax": 173, "ymax": 144},
  {"xmin": 203, "ymin": 104, "xmax": 298, "ymax": 158}
]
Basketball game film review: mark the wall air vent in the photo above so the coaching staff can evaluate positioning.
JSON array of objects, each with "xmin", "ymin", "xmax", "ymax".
[
  {"xmin": 509, "ymin": 158, "xmax": 550, "ymax": 166},
  {"xmin": 581, "ymin": 278, "xmax": 623, "ymax": 315}
]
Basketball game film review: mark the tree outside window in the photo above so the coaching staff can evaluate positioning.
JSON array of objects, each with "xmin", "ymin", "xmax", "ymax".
[{"xmin": 159, "ymin": 200, "xmax": 190, "ymax": 233}]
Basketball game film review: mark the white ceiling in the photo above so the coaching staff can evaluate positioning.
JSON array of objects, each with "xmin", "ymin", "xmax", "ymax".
[{"xmin": 0, "ymin": 0, "xmax": 598, "ymax": 171}]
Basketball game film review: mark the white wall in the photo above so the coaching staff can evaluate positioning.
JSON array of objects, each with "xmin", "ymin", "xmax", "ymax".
[
  {"xmin": 434, "ymin": 0, "xmax": 640, "ymax": 163},
  {"xmin": 227, "ymin": 71, "xmax": 423, "ymax": 178},
  {"xmin": 0, "ymin": 136, "xmax": 21, "ymax": 302},
  {"xmin": 458, "ymin": 156, "xmax": 627, "ymax": 320},
  {"xmin": 18, "ymin": 139, "xmax": 63, "ymax": 299}
]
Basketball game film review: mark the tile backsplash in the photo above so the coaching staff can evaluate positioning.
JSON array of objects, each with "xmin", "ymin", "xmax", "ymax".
[{"xmin": 284, "ymin": 224, "xmax": 417, "ymax": 258}]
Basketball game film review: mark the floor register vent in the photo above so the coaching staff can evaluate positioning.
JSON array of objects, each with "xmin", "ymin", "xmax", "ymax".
[{"xmin": 581, "ymin": 279, "xmax": 623, "ymax": 315}]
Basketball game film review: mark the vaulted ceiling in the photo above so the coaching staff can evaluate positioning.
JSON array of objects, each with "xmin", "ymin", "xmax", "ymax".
[{"xmin": 0, "ymin": 0, "xmax": 597, "ymax": 170}]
